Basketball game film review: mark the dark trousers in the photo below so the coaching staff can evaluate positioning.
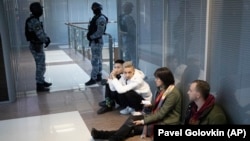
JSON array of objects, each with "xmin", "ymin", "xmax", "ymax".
[
  {"xmin": 113, "ymin": 115, "xmax": 144, "ymax": 139},
  {"xmin": 122, "ymin": 90, "xmax": 144, "ymax": 111},
  {"xmin": 105, "ymin": 83, "xmax": 127, "ymax": 108},
  {"xmin": 94, "ymin": 115, "xmax": 146, "ymax": 140}
]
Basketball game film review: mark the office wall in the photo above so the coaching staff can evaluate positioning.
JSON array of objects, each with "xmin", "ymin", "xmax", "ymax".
[
  {"xmin": 208, "ymin": 0, "xmax": 250, "ymax": 124},
  {"xmin": 167, "ymin": 0, "xmax": 207, "ymax": 122}
]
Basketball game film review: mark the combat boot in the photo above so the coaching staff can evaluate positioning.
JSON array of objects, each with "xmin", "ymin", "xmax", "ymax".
[
  {"xmin": 91, "ymin": 128, "xmax": 116, "ymax": 139},
  {"xmin": 37, "ymin": 83, "xmax": 50, "ymax": 92},
  {"xmin": 43, "ymin": 81, "xmax": 52, "ymax": 87},
  {"xmin": 85, "ymin": 78, "xmax": 96, "ymax": 86}
]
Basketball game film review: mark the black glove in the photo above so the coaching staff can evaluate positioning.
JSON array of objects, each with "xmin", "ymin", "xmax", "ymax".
[
  {"xmin": 45, "ymin": 37, "xmax": 51, "ymax": 48},
  {"xmin": 87, "ymin": 33, "xmax": 92, "ymax": 42}
]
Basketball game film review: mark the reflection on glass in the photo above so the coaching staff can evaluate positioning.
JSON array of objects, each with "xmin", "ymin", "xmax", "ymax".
[
  {"xmin": 119, "ymin": 2, "xmax": 137, "ymax": 67},
  {"xmin": 173, "ymin": 1, "xmax": 194, "ymax": 64}
]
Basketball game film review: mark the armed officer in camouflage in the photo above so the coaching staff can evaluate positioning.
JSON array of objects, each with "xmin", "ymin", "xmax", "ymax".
[
  {"xmin": 85, "ymin": 2, "xmax": 108, "ymax": 86},
  {"xmin": 25, "ymin": 2, "xmax": 52, "ymax": 92}
]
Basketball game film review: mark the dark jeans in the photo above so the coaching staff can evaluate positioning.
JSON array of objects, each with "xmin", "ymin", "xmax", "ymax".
[{"xmin": 122, "ymin": 90, "xmax": 144, "ymax": 111}]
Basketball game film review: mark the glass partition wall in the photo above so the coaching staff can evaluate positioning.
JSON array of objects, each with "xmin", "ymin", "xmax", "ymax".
[
  {"xmin": 117, "ymin": 0, "xmax": 207, "ymax": 122},
  {"xmin": 208, "ymin": 0, "xmax": 250, "ymax": 124},
  {"xmin": 117, "ymin": 0, "xmax": 165, "ymax": 93},
  {"xmin": 166, "ymin": 0, "xmax": 207, "ymax": 122}
]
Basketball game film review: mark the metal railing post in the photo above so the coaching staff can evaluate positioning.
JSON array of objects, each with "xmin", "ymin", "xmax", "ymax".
[
  {"xmin": 73, "ymin": 28, "xmax": 77, "ymax": 54},
  {"xmin": 81, "ymin": 30, "xmax": 85, "ymax": 60},
  {"xmin": 67, "ymin": 25, "xmax": 71, "ymax": 49},
  {"xmin": 105, "ymin": 33, "xmax": 113, "ymax": 72}
]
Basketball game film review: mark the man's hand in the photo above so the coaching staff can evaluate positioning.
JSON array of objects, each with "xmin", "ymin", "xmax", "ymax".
[
  {"xmin": 87, "ymin": 32, "xmax": 92, "ymax": 41},
  {"xmin": 110, "ymin": 70, "xmax": 118, "ymax": 79},
  {"xmin": 133, "ymin": 120, "xmax": 144, "ymax": 126},
  {"xmin": 45, "ymin": 37, "xmax": 51, "ymax": 48}
]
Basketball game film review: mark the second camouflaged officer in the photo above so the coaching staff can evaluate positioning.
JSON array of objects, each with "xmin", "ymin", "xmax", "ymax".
[
  {"xmin": 25, "ymin": 2, "xmax": 52, "ymax": 92},
  {"xmin": 85, "ymin": 2, "xmax": 108, "ymax": 86}
]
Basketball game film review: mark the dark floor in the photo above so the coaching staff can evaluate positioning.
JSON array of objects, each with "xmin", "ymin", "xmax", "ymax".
[{"xmin": 0, "ymin": 45, "xmax": 151, "ymax": 141}]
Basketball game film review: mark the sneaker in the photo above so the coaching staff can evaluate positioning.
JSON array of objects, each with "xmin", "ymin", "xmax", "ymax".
[
  {"xmin": 120, "ymin": 106, "xmax": 134, "ymax": 115},
  {"xmin": 119, "ymin": 107, "xmax": 129, "ymax": 114},
  {"xmin": 127, "ymin": 107, "xmax": 135, "ymax": 113},
  {"xmin": 85, "ymin": 78, "xmax": 96, "ymax": 86}
]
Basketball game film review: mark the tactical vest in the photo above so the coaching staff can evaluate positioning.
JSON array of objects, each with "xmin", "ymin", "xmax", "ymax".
[
  {"xmin": 87, "ymin": 14, "xmax": 108, "ymax": 41},
  {"xmin": 25, "ymin": 16, "xmax": 40, "ymax": 42}
]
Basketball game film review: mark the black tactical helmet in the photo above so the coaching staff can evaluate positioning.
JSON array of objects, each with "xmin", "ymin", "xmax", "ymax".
[
  {"xmin": 91, "ymin": 2, "xmax": 103, "ymax": 10},
  {"xmin": 29, "ymin": 2, "xmax": 43, "ymax": 17}
]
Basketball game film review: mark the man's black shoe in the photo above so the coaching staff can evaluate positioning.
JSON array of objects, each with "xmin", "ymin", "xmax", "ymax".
[
  {"xmin": 43, "ymin": 81, "xmax": 52, "ymax": 87},
  {"xmin": 37, "ymin": 83, "xmax": 50, "ymax": 92},
  {"xmin": 98, "ymin": 101, "xmax": 106, "ymax": 107},
  {"xmin": 97, "ymin": 106, "xmax": 113, "ymax": 114},
  {"xmin": 85, "ymin": 78, "xmax": 96, "ymax": 86},
  {"xmin": 91, "ymin": 128, "xmax": 116, "ymax": 139}
]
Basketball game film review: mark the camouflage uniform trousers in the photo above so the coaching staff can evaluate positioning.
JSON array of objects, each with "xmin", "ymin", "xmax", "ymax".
[
  {"xmin": 29, "ymin": 43, "xmax": 46, "ymax": 84},
  {"xmin": 90, "ymin": 42, "xmax": 103, "ymax": 80}
]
